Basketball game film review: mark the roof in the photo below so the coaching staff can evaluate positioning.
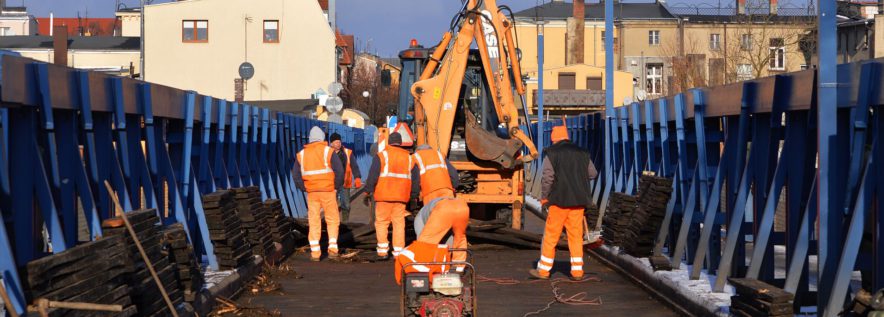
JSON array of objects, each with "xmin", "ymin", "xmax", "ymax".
[
  {"xmin": 0, "ymin": 36, "xmax": 140, "ymax": 50},
  {"xmin": 34, "ymin": 17, "xmax": 119, "ymax": 36},
  {"xmin": 514, "ymin": 1, "xmax": 676, "ymax": 20},
  {"xmin": 318, "ymin": 0, "xmax": 329, "ymax": 11},
  {"xmin": 336, "ymin": 30, "xmax": 354, "ymax": 66},
  {"xmin": 675, "ymin": 14, "xmax": 816, "ymax": 23}
]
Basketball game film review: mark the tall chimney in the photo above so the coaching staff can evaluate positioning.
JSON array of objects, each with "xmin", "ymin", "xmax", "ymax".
[
  {"xmin": 53, "ymin": 26, "xmax": 68, "ymax": 66},
  {"xmin": 737, "ymin": 0, "xmax": 746, "ymax": 14},
  {"xmin": 770, "ymin": 0, "xmax": 778, "ymax": 15},
  {"xmin": 567, "ymin": 0, "xmax": 586, "ymax": 64}
]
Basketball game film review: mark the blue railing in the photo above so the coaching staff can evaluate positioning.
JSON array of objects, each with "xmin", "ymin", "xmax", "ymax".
[
  {"xmin": 528, "ymin": 59, "xmax": 884, "ymax": 313},
  {"xmin": 0, "ymin": 55, "xmax": 373, "ymax": 315}
]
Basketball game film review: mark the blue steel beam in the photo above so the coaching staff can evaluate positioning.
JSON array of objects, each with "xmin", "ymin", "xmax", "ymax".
[{"xmin": 0, "ymin": 108, "xmax": 26, "ymax": 315}]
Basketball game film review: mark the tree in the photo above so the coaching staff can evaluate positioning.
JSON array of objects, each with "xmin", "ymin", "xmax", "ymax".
[{"xmin": 341, "ymin": 56, "xmax": 399, "ymax": 125}]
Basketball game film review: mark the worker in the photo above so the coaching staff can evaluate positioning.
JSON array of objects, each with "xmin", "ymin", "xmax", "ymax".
[
  {"xmin": 293, "ymin": 126, "xmax": 345, "ymax": 262},
  {"xmin": 529, "ymin": 124, "xmax": 598, "ymax": 280},
  {"xmin": 329, "ymin": 132, "xmax": 362, "ymax": 222},
  {"xmin": 394, "ymin": 145, "xmax": 468, "ymax": 284},
  {"xmin": 364, "ymin": 132, "xmax": 414, "ymax": 260},
  {"xmin": 409, "ymin": 144, "xmax": 469, "ymax": 268}
]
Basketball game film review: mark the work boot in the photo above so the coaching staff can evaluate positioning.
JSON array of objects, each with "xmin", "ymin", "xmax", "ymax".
[
  {"xmin": 528, "ymin": 269, "xmax": 549, "ymax": 280},
  {"xmin": 310, "ymin": 252, "xmax": 321, "ymax": 262},
  {"xmin": 328, "ymin": 250, "xmax": 341, "ymax": 260},
  {"xmin": 310, "ymin": 256, "xmax": 321, "ymax": 262},
  {"xmin": 375, "ymin": 253, "xmax": 390, "ymax": 262},
  {"xmin": 570, "ymin": 275, "xmax": 585, "ymax": 281}
]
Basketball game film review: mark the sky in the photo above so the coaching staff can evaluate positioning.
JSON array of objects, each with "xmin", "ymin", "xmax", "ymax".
[{"xmin": 20, "ymin": 0, "xmax": 811, "ymax": 57}]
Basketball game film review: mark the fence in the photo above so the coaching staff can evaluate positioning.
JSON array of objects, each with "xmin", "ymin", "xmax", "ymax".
[
  {"xmin": 0, "ymin": 55, "xmax": 373, "ymax": 314},
  {"xmin": 528, "ymin": 58, "xmax": 884, "ymax": 313}
]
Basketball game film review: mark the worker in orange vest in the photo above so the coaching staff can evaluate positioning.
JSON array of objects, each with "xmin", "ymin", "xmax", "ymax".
[
  {"xmin": 530, "ymin": 124, "xmax": 598, "ymax": 280},
  {"xmin": 394, "ymin": 241, "xmax": 451, "ymax": 285},
  {"xmin": 329, "ymin": 132, "xmax": 362, "ymax": 222},
  {"xmin": 364, "ymin": 132, "xmax": 414, "ymax": 260},
  {"xmin": 293, "ymin": 126, "xmax": 345, "ymax": 262},
  {"xmin": 409, "ymin": 144, "xmax": 469, "ymax": 270}
]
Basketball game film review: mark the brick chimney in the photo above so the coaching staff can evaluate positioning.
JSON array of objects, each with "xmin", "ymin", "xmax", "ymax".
[
  {"xmin": 53, "ymin": 26, "xmax": 68, "ymax": 66},
  {"xmin": 567, "ymin": 0, "xmax": 585, "ymax": 64},
  {"xmin": 770, "ymin": 0, "xmax": 778, "ymax": 15},
  {"xmin": 737, "ymin": 0, "xmax": 746, "ymax": 14}
]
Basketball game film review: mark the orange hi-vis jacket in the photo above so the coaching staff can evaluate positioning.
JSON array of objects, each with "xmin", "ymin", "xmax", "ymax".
[
  {"xmin": 297, "ymin": 142, "xmax": 335, "ymax": 192},
  {"xmin": 413, "ymin": 148, "xmax": 454, "ymax": 201},
  {"xmin": 394, "ymin": 241, "xmax": 451, "ymax": 285},
  {"xmin": 375, "ymin": 146, "xmax": 414, "ymax": 202},
  {"xmin": 343, "ymin": 148, "xmax": 355, "ymax": 188}
]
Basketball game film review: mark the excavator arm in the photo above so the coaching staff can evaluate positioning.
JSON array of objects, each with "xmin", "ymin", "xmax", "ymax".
[{"xmin": 411, "ymin": 0, "xmax": 538, "ymax": 168}]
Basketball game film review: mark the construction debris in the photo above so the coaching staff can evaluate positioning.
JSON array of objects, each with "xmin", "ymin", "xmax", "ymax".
[
  {"xmin": 601, "ymin": 176, "xmax": 673, "ymax": 256},
  {"xmin": 162, "ymin": 223, "xmax": 205, "ymax": 302},
  {"xmin": 728, "ymin": 278, "xmax": 794, "ymax": 317},
  {"xmin": 209, "ymin": 297, "xmax": 280, "ymax": 317},
  {"xmin": 22, "ymin": 234, "xmax": 137, "ymax": 317},
  {"xmin": 203, "ymin": 190, "xmax": 253, "ymax": 270},
  {"xmin": 234, "ymin": 187, "xmax": 275, "ymax": 258}
]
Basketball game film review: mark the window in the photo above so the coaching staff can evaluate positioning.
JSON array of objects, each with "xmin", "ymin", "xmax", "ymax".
[
  {"xmin": 263, "ymin": 20, "xmax": 279, "ymax": 43},
  {"xmin": 769, "ymin": 38, "xmax": 785, "ymax": 71},
  {"xmin": 649, "ymin": 30, "xmax": 660, "ymax": 46},
  {"xmin": 800, "ymin": 64, "xmax": 809, "ymax": 70},
  {"xmin": 558, "ymin": 73, "xmax": 576, "ymax": 90},
  {"xmin": 0, "ymin": 27, "xmax": 11, "ymax": 36},
  {"xmin": 737, "ymin": 64, "xmax": 753, "ymax": 81},
  {"xmin": 600, "ymin": 31, "xmax": 605, "ymax": 50},
  {"xmin": 646, "ymin": 63, "xmax": 663, "ymax": 95},
  {"xmin": 586, "ymin": 77, "xmax": 603, "ymax": 90},
  {"xmin": 710, "ymin": 33, "xmax": 721, "ymax": 50},
  {"xmin": 182, "ymin": 20, "xmax": 208, "ymax": 42},
  {"xmin": 741, "ymin": 34, "xmax": 753, "ymax": 51}
]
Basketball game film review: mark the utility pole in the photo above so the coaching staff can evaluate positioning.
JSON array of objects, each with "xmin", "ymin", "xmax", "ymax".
[{"xmin": 139, "ymin": 0, "xmax": 144, "ymax": 80}]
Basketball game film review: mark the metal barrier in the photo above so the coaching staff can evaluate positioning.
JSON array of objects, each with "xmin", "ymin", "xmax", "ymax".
[
  {"xmin": 0, "ymin": 55, "xmax": 373, "ymax": 315},
  {"xmin": 527, "ymin": 59, "xmax": 884, "ymax": 313}
]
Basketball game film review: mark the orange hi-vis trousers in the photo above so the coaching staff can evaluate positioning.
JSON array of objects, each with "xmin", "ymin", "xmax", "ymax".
[
  {"xmin": 375, "ymin": 201, "xmax": 409, "ymax": 257},
  {"xmin": 537, "ymin": 205, "xmax": 585, "ymax": 278},
  {"xmin": 307, "ymin": 191, "xmax": 340, "ymax": 259},
  {"xmin": 417, "ymin": 197, "xmax": 469, "ymax": 271}
]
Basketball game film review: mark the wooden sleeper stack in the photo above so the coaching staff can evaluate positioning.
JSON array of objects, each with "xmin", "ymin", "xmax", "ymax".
[
  {"xmin": 728, "ymin": 278, "xmax": 794, "ymax": 317},
  {"xmin": 161, "ymin": 224, "xmax": 204, "ymax": 302},
  {"xmin": 264, "ymin": 199, "xmax": 296, "ymax": 250},
  {"xmin": 202, "ymin": 190, "xmax": 252, "ymax": 270},
  {"xmin": 23, "ymin": 234, "xmax": 137, "ymax": 316},
  {"xmin": 232, "ymin": 187, "xmax": 274, "ymax": 258},
  {"xmin": 601, "ymin": 176, "xmax": 673, "ymax": 256},
  {"xmin": 102, "ymin": 209, "xmax": 184, "ymax": 316}
]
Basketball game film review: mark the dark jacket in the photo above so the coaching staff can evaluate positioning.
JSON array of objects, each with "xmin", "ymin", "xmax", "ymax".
[{"xmin": 541, "ymin": 141, "xmax": 598, "ymax": 207}]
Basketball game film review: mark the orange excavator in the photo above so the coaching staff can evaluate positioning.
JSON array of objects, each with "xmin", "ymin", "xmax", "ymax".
[{"xmin": 388, "ymin": 0, "xmax": 538, "ymax": 231}]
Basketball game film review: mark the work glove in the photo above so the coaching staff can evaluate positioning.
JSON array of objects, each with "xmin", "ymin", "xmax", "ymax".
[
  {"xmin": 354, "ymin": 178, "xmax": 363, "ymax": 188},
  {"xmin": 540, "ymin": 198, "xmax": 550, "ymax": 214}
]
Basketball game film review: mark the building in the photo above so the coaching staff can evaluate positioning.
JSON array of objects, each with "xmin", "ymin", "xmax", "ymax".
[
  {"xmin": 515, "ymin": 0, "xmax": 816, "ymax": 101},
  {"xmin": 115, "ymin": 8, "xmax": 141, "ymax": 37},
  {"xmin": 34, "ymin": 17, "xmax": 119, "ymax": 36},
  {"xmin": 834, "ymin": 1, "xmax": 884, "ymax": 64},
  {"xmin": 0, "ymin": 0, "xmax": 34, "ymax": 36},
  {"xmin": 336, "ymin": 29, "xmax": 355, "ymax": 83},
  {"xmin": 143, "ymin": 0, "xmax": 336, "ymax": 103},
  {"xmin": 0, "ymin": 35, "xmax": 140, "ymax": 76}
]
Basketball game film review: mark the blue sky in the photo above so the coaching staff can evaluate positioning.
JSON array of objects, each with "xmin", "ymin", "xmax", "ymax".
[{"xmin": 21, "ymin": 0, "xmax": 809, "ymax": 57}]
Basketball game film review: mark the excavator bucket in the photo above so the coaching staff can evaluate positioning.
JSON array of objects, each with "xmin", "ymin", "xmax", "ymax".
[{"xmin": 464, "ymin": 111, "xmax": 523, "ymax": 169}]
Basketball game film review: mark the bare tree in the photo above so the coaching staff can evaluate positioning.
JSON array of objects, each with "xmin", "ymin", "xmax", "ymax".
[
  {"xmin": 341, "ymin": 60, "xmax": 398, "ymax": 125},
  {"xmin": 660, "ymin": 32, "xmax": 708, "ymax": 95},
  {"xmin": 712, "ymin": 0, "xmax": 815, "ymax": 84}
]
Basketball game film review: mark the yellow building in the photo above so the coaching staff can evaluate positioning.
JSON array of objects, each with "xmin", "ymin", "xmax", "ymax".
[
  {"xmin": 515, "ymin": 1, "xmax": 815, "ymax": 100},
  {"xmin": 0, "ymin": 36, "xmax": 140, "ymax": 76},
  {"xmin": 143, "ymin": 0, "xmax": 336, "ymax": 102},
  {"xmin": 115, "ymin": 8, "xmax": 141, "ymax": 37},
  {"xmin": 315, "ymin": 107, "xmax": 371, "ymax": 129}
]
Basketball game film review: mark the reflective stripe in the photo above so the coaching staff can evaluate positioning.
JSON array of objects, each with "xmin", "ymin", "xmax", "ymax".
[
  {"xmin": 392, "ymin": 251, "xmax": 401, "ymax": 257},
  {"xmin": 309, "ymin": 240, "xmax": 320, "ymax": 246},
  {"xmin": 377, "ymin": 243, "xmax": 389, "ymax": 248},
  {"xmin": 537, "ymin": 263, "xmax": 552, "ymax": 271},
  {"xmin": 571, "ymin": 257, "xmax": 583, "ymax": 263},
  {"xmin": 310, "ymin": 246, "xmax": 321, "ymax": 252},
  {"xmin": 540, "ymin": 255, "xmax": 554, "ymax": 263},
  {"xmin": 393, "ymin": 247, "xmax": 403, "ymax": 251},
  {"xmin": 438, "ymin": 244, "xmax": 447, "ymax": 248},
  {"xmin": 300, "ymin": 146, "xmax": 334, "ymax": 176},
  {"xmin": 455, "ymin": 266, "xmax": 465, "ymax": 272},
  {"xmin": 415, "ymin": 150, "xmax": 448, "ymax": 175},
  {"xmin": 571, "ymin": 265, "xmax": 583, "ymax": 271},
  {"xmin": 380, "ymin": 150, "xmax": 413, "ymax": 179},
  {"xmin": 329, "ymin": 238, "xmax": 337, "ymax": 243}
]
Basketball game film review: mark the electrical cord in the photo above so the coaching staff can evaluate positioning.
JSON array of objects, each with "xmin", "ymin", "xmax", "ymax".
[{"xmin": 475, "ymin": 274, "xmax": 604, "ymax": 316}]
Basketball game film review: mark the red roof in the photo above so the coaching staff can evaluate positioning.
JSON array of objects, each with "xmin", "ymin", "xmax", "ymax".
[
  {"xmin": 35, "ymin": 17, "xmax": 119, "ymax": 36},
  {"xmin": 318, "ymin": 0, "xmax": 329, "ymax": 11},
  {"xmin": 336, "ymin": 30, "xmax": 354, "ymax": 66}
]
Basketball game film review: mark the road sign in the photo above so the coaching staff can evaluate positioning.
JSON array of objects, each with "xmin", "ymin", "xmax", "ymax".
[
  {"xmin": 326, "ymin": 96, "xmax": 343, "ymax": 113},
  {"xmin": 328, "ymin": 82, "xmax": 343, "ymax": 96},
  {"xmin": 239, "ymin": 62, "xmax": 255, "ymax": 80}
]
